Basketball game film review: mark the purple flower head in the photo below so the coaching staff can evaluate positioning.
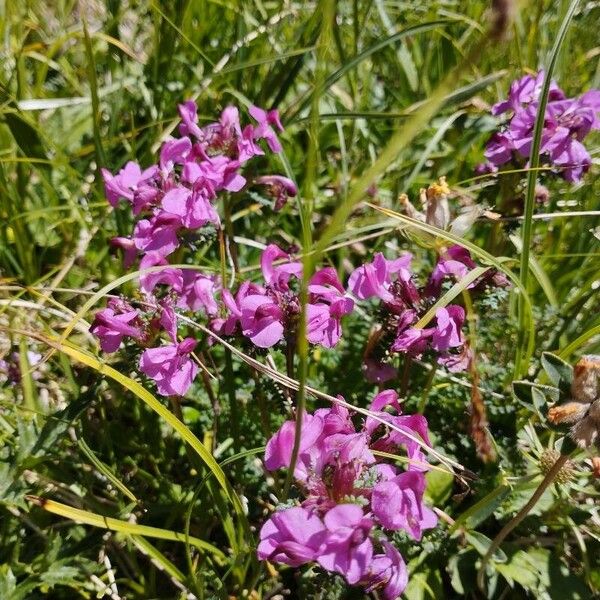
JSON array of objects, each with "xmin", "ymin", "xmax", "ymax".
[
  {"xmin": 264, "ymin": 412, "xmax": 324, "ymax": 480},
  {"xmin": 110, "ymin": 236, "xmax": 137, "ymax": 268},
  {"xmin": 317, "ymin": 504, "xmax": 374, "ymax": 584},
  {"xmin": 249, "ymin": 105, "xmax": 284, "ymax": 153},
  {"xmin": 133, "ymin": 212, "xmax": 181, "ymax": 257},
  {"xmin": 139, "ymin": 337, "xmax": 198, "ymax": 396},
  {"xmin": 431, "ymin": 306, "xmax": 465, "ymax": 352},
  {"xmin": 256, "ymin": 175, "xmax": 298, "ymax": 211},
  {"xmin": 261, "ymin": 244, "xmax": 302, "ymax": 292},
  {"xmin": 239, "ymin": 293, "xmax": 285, "ymax": 348},
  {"xmin": 427, "ymin": 245, "xmax": 476, "ymax": 296},
  {"xmin": 139, "ymin": 253, "xmax": 183, "ymax": 295},
  {"xmin": 491, "ymin": 71, "xmax": 565, "ymax": 116},
  {"xmin": 485, "ymin": 73, "xmax": 599, "ymax": 182},
  {"xmin": 101, "ymin": 161, "xmax": 157, "ymax": 207},
  {"xmin": 257, "ymin": 507, "xmax": 326, "ymax": 567},
  {"xmin": 177, "ymin": 100, "xmax": 204, "ymax": 140},
  {"xmin": 90, "ymin": 298, "xmax": 143, "ymax": 353},
  {"xmin": 177, "ymin": 271, "xmax": 220, "ymax": 315},
  {"xmin": 372, "ymin": 471, "xmax": 438, "ymax": 539},
  {"xmin": 348, "ymin": 253, "xmax": 413, "ymax": 304},
  {"xmin": 362, "ymin": 541, "xmax": 408, "ymax": 600}
]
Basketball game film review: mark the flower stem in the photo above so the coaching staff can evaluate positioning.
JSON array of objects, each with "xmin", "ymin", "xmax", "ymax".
[{"xmin": 477, "ymin": 453, "xmax": 570, "ymax": 591}]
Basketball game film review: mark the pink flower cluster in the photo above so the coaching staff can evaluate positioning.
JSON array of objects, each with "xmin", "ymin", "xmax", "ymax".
[
  {"xmin": 104, "ymin": 101, "xmax": 296, "ymax": 273},
  {"xmin": 258, "ymin": 390, "xmax": 437, "ymax": 599},
  {"xmin": 349, "ymin": 246, "xmax": 494, "ymax": 382},
  {"xmin": 212, "ymin": 244, "xmax": 354, "ymax": 348},
  {"xmin": 481, "ymin": 71, "xmax": 600, "ymax": 182},
  {"xmin": 91, "ymin": 103, "xmax": 301, "ymax": 397}
]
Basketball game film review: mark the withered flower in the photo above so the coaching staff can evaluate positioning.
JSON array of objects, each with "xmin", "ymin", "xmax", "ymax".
[{"xmin": 548, "ymin": 355, "xmax": 600, "ymax": 448}]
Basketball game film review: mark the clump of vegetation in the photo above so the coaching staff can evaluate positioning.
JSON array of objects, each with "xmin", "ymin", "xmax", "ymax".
[{"xmin": 1, "ymin": 1, "xmax": 599, "ymax": 598}]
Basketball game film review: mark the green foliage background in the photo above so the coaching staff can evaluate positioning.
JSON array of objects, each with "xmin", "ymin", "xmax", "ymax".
[{"xmin": 0, "ymin": 0, "xmax": 599, "ymax": 598}]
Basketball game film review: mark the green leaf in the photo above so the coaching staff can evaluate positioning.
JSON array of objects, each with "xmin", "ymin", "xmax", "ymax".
[
  {"xmin": 541, "ymin": 352, "xmax": 573, "ymax": 395},
  {"xmin": 465, "ymin": 531, "xmax": 507, "ymax": 562},
  {"xmin": 425, "ymin": 467, "xmax": 454, "ymax": 506}
]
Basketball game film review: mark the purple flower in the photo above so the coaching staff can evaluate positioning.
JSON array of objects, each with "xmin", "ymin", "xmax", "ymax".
[
  {"xmin": 257, "ymin": 507, "xmax": 326, "ymax": 567},
  {"xmin": 264, "ymin": 412, "xmax": 324, "ymax": 480},
  {"xmin": 260, "ymin": 244, "xmax": 302, "ymax": 292},
  {"xmin": 177, "ymin": 271, "xmax": 220, "ymax": 315},
  {"xmin": 101, "ymin": 161, "xmax": 157, "ymax": 207},
  {"xmin": 491, "ymin": 71, "xmax": 565, "ymax": 116},
  {"xmin": 138, "ymin": 253, "xmax": 183, "ymax": 295},
  {"xmin": 431, "ymin": 306, "xmax": 465, "ymax": 352},
  {"xmin": 362, "ymin": 541, "xmax": 408, "ymax": 600},
  {"xmin": 133, "ymin": 213, "xmax": 181, "ymax": 257},
  {"xmin": 306, "ymin": 267, "xmax": 354, "ymax": 348},
  {"xmin": 109, "ymin": 236, "xmax": 137, "ymax": 268},
  {"xmin": 239, "ymin": 293, "xmax": 285, "ymax": 348},
  {"xmin": 249, "ymin": 105, "xmax": 284, "ymax": 153},
  {"xmin": 483, "ymin": 131, "xmax": 514, "ymax": 165},
  {"xmin": 177, "ymin": 100, "xmax": 204, "ymax": 140},
  {"xmin": 90, "ymin": 299, "xmax": 143, "ymax": 353},
  {"xmin": 485, "ymin": 72, "xmax": 600, "ymax": 182},
  {"xmin": 427, "ymin": 246, "xmax": 476, "ymax": 296},
  {"xmin": 348, "ymin": 253, "xmax": 413, "ymax": 303},
  {"xmin": 159, "ymin": 137, "xmax": 192, "ymax": 176},
  {"xmin": 372, "ymin": 471, "xmax": 438, "ymax": 539},
  {"xmin": 317, "ymin": 504, "xmax": 374, "ymax": 584},
  {"xmin": 256, "ymin": 175, "xmax": 297, "ymax": 211},
  {"xmin": 139, "ymin": 337, "xmax": 198, "ymax": 396}
]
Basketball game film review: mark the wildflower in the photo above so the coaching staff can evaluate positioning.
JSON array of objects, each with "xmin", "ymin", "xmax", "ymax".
[
  {"xmin": 257, "ymin": 506, "xmax": 326, "ymax": 567},
  {"xmin": 348, "ymin": 252, "xmax": 413, "ymax": 304},
  {"xmin": 307, "ymin": 268, "xmax": 354, "ymax": 348},
  {"xmin": 256, "ymin": 175, "xmax": 298, "ymax": 211},
  {"xmin": 90, "ymin": 298, "xmax": 143, "ymax": 353},
  {"xmin": 216, "ymin": 245, "xmax": 352, "ymax": 349},
  {"xmin": 177, "ymin": 271, "xmax": 220, "ymax": 315},
  {"xmin": 239, "ymin": 292, "xmax": 285, "ymax": 348},
  {"xmin": 258, "ymin": 391, "xmax": 437, "ymax": 597},
  {"xmin": 249, "ymin": 105, "xmax": 284, "ymax": 152},
  {"xmin": 362, "ymin": 541, "xmax": 408, "ymax": 600},
  {"xmin": 139, "ymin": 337, "xmax": 198, "ymax": 397},
  {"xmin": 101, "ymin": 162, "xmax": 158, "ymax": 207},
  {"xmin": 371, "ymin": 471, "xmax": 438, "ymax": 539},
  {"xmin": 317, "ymin": 504, "xmax": 374, "ymax": 584},
  {"xmin": 483, "ymin": 71, "xmax": 600, "ymax": 182},
  {"xmin": 133, "ymin": 213, "xmax": 181, "ymax": 257}
]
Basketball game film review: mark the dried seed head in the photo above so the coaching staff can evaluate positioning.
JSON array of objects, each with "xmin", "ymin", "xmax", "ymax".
[
  {"xmin": 548, "ymin": 401, "xmax": 589, "ymax": 425},
  {"xmin": 569, "ymin": 412, "xmax": 600, "ymax": 449},
  {"xmin": 572, "ymin": 355, "xmax": 600, "ymax": 404},
  {"xmin": 539, "ymin": 449, "xmax": 574, "ymax": 483},
  {"xmin": 424, "ymin": 177, "xmax": 451, "ymax": 230},
  {"xmin": 591, "ymin": 456, "xmax": 600, "ymax": 478}
]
